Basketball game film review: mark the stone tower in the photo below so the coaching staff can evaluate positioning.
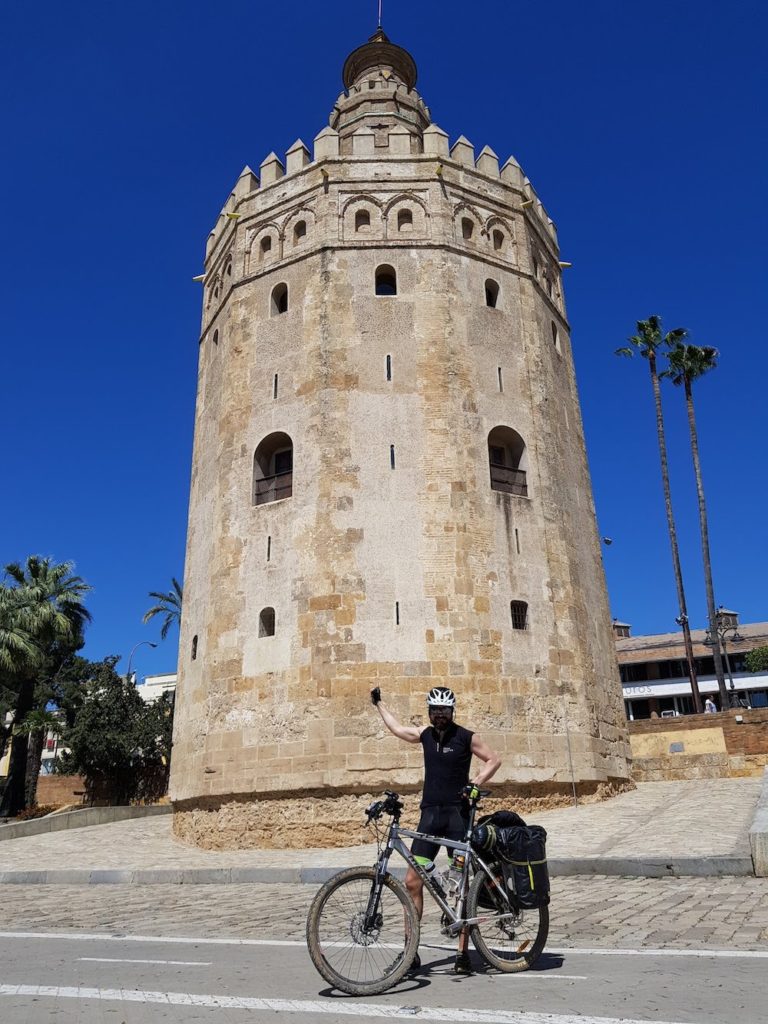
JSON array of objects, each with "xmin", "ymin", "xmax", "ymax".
[{"xmin": 170, "ymin": 29, "xmax": 631, "ymax": 849}]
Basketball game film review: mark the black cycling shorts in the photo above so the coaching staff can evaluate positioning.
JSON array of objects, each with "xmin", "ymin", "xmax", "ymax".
[{"xmin": 410, "ymin": 804, "xmax": 469, "ymax": 864}]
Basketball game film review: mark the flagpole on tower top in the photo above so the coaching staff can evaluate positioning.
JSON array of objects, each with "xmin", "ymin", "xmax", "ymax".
[{"xmin": 378, "ymin": 1, "xmax": 383, "ymax": 28}]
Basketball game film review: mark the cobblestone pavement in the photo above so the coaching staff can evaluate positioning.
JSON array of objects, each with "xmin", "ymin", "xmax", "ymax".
[
  {"xmin": 0, "ymin": 779, "xmax": 761, "ymax": 872},
  {"xmin": 1, "ymin": 876, "xmax": 767, "ymax": 950}
]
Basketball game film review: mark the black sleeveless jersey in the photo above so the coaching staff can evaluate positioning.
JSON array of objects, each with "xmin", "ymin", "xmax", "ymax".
[{"xmin": 419, "ymin": 723, "xmax": 474, "ymax": 808}]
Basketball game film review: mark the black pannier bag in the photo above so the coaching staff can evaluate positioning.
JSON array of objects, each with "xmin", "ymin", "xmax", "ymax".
[{"xmin": 471, "ymin": 812, "xmax": 550, "ymax": 909}]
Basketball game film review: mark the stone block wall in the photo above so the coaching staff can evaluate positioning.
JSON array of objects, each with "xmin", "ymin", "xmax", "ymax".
[{"xmin": 629, "ymin": 708, "xmax": 768, "ymax": 781}]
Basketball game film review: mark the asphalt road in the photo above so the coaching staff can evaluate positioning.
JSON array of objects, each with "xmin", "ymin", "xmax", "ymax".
[{"xmin": 1, "ymin": 932, "xmax": 766, "ymax": 1024}]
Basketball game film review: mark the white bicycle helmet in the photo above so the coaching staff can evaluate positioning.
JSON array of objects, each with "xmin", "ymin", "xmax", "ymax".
[{"xmin": 427, "ymin": 686, "xmax": 456, "ymax": 708}]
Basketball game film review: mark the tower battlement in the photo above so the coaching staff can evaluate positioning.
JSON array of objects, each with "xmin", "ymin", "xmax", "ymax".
[{"xmin": 204, "ymin": 127, "xmax": 558, "ymax": 265}]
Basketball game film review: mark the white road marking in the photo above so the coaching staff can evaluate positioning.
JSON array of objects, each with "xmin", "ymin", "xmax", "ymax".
[
  {"xmin": 0, "ymin": 931, "xmax": 765, "ymax": 959},
  {"xmin": 0, "ymin": 983, "xmax": 694, "ymax": 1023},
  {"xmin": 78, "ymin": 957, "xmax": 211, "ymax": 966}
]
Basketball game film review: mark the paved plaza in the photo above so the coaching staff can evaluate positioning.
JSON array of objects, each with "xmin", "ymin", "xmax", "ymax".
[{"xmin": 0, "ymin": 779, "xmax": 762, "ymax": 881}]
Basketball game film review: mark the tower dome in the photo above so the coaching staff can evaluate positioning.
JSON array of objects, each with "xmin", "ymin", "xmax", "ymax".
[
  {"xmin": 342, "ymin": 27, "xmax": 418, "ymax": 91},
  {"xmin": 170, "ymin": 29, "xmax": 631, "ymax": 850}
]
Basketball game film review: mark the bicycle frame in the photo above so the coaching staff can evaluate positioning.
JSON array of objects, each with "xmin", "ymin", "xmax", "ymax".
[{"xmin": 365, "ymin": 798, "xmax": 514, "ymax": 938}]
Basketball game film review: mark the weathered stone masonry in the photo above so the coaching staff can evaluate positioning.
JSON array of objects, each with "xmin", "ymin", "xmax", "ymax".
[{"xmin": 170, "ymin": 29, "xmax": 632, "ymax": 849}]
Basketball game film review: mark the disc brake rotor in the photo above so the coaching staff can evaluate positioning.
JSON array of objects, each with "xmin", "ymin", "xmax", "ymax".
[{"xmin": 349, "ymin": 910, "xmax": 382, "ymax": 946}]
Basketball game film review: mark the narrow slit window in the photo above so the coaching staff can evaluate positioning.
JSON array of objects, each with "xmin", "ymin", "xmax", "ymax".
[
  {"xmin": 213, "ymin": 329, "xmax": 219, "ymax": 346},
  {"xmin": 375, "ymin": 265, "xmax": 397, "ymax": 296},
  {"xmin": 390, "ymin": 444, "xmax": 396, "ymax": 469},
  {"xmin": 386, "ymin": 354, "xmax": 392, "ymax": 381},
  {"xmin": 514, "ymin": 528, "xmax": 520, "ymax": 554},
  {"xmin": 485, "ymin": 279, "xmax": 500, "ymax": 308},
  {"xmin": 266, "ymin": 535, "xmax": 271, "ymax": 562},
  {"xmin": 191, "ymin": 635, "xmax": 198, "ymax": 660},
  {"xmin": 273, "ymin": 373, "xmax": 278, "ymax": 399},
  {"xmin": 510, "ymin": 601, "xmax": 528, "ymax": 630},
  {"xmin": 395, "ymin": 601, "xmax": 400, "ymax": 625},
  {"xmin": 355, "ymin": 209, "xmax": 371, "ymax": 232},
  {"xmin": 271, "ymin": 283, "xmax": 288, "ymax": 316},
  {"xmin": 497, "ymin": 367, "xmax": 503, "ymax": 392},
  {"xmin": 293, "ymin": 220, "xmax": 307, "ymax": 244},
  {"xmin": 551, "ymin": 321, "xmax": 561, "ymax": 354},
  {"xmin": 259, "ymin": 607, "xmax": 276, "ymax": 637},
  {"xmin": 461, "ymin": 217, "xmax": 474, "ymax": 240},
  {"xmin": 397, "ymin": 208, "xmax": 413, "ymax": 231}
]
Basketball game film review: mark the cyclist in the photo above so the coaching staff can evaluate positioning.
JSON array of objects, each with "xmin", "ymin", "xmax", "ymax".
[{"xmin": 371, "ymin": 685, "xmax": 502, "ymax": 974}]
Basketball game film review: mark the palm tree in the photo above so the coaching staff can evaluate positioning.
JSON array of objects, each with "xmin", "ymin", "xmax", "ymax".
[
  {"xmin": 663, "ymin": 342, "xmax": 729, "ymax": 709},
  {"xmin": 142, "ymin": 578, "xmax": 183, "ymax": 640},
  {"xmin": 0, "ymin": 558, "xmax": 91, "ymax": 817},
  {"xmin": 16, "ymin": 708, "xmax": 63, "ymax": 808},
  {"xmin": 616, "ymin": 316, "xmax": 702, "ymax": 713},
  {"xmin": 0, "ymin": 584, "xmax": 40, "ymax": 681}
]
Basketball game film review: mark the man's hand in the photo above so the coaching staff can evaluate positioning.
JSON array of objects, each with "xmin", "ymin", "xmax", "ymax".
[
  {"xmin": 462, "ymin": 783, "xmax": 480, "ymax": 802},
  {"xmin": 370, "ymin": 687, "xmax": 382, "ymax": 706}
]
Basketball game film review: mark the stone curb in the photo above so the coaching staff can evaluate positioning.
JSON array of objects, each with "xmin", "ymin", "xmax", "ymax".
[
  {"xmin": 0, "ymin": 804, "xmax": 171, "ymax": 842},
  {"xmin": 748, "ymin": 766, "xmax": 768, "ymax": 876},
  {"xmin": 0, "ymin": 854, "xmax": 754, "ymax": 885}
]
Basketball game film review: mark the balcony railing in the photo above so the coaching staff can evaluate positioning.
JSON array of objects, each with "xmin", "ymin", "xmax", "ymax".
[
  {"xmin": 490, "ymin": 466, "xmax": 528, "ymax": 497},
  {"xmin": 254, "ymin": 470, "xmax": 293, "ymax": 506}
]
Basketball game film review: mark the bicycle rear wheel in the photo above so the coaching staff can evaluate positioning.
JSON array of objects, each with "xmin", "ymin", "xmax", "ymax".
[
  {"xmin": 467, "ymin": 863, "xmax": 549, "ymax": 972},
  {"xmin": 306, "ymin": 866, "xmax": 420, "ymax": 996}
]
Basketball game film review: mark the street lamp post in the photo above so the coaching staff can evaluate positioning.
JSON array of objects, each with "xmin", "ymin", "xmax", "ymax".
[
  {"xmin": 126, "ymin": 641, "xmax": 158, "ymax": 686},
  {"xmin": 703, "ymin": 616, "xmax": 743, "ymax": 710}
]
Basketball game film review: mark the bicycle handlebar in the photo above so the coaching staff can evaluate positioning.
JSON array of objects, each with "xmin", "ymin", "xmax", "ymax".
[{"xmin": 364, "ymin": 786, "xmax": 490, "ymax": 822}]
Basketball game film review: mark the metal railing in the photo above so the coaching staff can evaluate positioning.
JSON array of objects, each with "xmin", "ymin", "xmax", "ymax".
[
  {"xmin": 490, "ymin": 466, "xmax": 528, "ymax": 497},
  {"xmin": 254, "ymin": 471, "xmax": 293, "ymax": 506}
]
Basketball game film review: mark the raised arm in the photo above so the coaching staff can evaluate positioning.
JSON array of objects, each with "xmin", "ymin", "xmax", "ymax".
[
  {"xmin": 470, "ymin": 733, "xmax": 502, "ymax": 786},
  {"xmin": 371, "ymin": 687, "xmax": 423, "ymax": 743}
]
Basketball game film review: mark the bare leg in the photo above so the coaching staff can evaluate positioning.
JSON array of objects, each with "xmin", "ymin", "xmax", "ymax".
[{"xmin": 404, "ymin": 866, "xmax": 424, "ymax": 920}]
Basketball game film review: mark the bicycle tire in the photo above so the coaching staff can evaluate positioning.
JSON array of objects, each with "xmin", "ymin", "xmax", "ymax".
[
  {"xmin": 306, "ymin": 866, "xmax": 420, "ymax": 996},
  {"xmin": 467, "ymin": 863, "xmax": 549, "ymax": 972}
]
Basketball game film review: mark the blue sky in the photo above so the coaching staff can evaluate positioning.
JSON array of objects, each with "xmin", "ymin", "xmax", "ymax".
[{"xmin": 2, "ymin": 1, "xmax": 766, "ymax": 679}]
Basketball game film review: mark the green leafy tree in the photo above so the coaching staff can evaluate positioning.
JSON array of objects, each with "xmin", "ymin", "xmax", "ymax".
[
  {"xmin": 0, "ymin": 558, "xmax": 91, "ymax": 816},
  {"xmin": 142, "ymin": 578, "xmax": 183, "ymax": 640},
  {"xmin": 663, "ymin": 343, "xmax": 728, "ymax": 709},
  {"xmin": 616, "ymin": 316, "xmax": 702, "ymax": 712},
  {"xmin": 745, "ymin": 647, "xmax": 768, "ymax": 675},
  {"xmin": 59, "ymin": 656, "xmax": 173, "ymax": 805}
]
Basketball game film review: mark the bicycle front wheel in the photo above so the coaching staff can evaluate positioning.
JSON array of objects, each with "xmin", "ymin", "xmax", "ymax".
[
  {"xmin": 467, "ymin": 863, "xmax": 549, "ymax": 972},
  {"xmin": 306, "ymin": 866, "xmax": 420, "ymax": 996}
]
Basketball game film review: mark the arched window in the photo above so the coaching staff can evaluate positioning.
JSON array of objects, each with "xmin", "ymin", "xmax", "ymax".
[
  {"xmin": 259, "ymin": 607, "xmax": 276, "ymax": 637},
  {"xmin": 226, "ymin": 258, "xmax": 232, "ymax": 277},
  {"xmin": 551, "ymin": 321, "xmax": 562, "ymax": 354},
  {"xmin": 510, "ymin": 601, "xmax": 528, "ymax": 631},
  {"xmin": 260, "ymin": 236, "xmax": 272, "ymax": 258},
  {"xmin": 531, "ymin": 253, "xmax": 539, "ymax": 279},
  {"xmin": 461, "ymin": 217, "xmax": 474, "ymax": 241},
  {"xmin": 375, "ymin": 265, "xmax": 397, "ymax": 296},
  {"xmin": 492, "ymin": 229, "xmax": 504, "ymax": 251},
  {"xmin": 485, "ymin": 279, "xmax": 500, "ymax": 308},
  {"xmin": 397, "ymin": 208, "xmax": 413, "ymax": 231},
  {"xmin": 270, "ymin": 283, "xmax": 288, "ymax": 316},
  {"xmin": 488, "ymin": 426, "xmax": 528, "ymax": 497},
  {"xmin": 355, "ymin": 209, "xmax": 371, "ymax": 232},
  {"xmin": 293, "ymin": 220, "xmax": 307, "ymax": 244},
  {"xmin": 253, "ymin": 432, "xmax": 293, "ymax": 505}
]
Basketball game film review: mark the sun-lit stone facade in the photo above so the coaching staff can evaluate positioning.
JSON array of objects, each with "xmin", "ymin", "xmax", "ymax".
[{"xmin": 170, "ymin": 29, "xmax": 631, "ymax": 849}]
